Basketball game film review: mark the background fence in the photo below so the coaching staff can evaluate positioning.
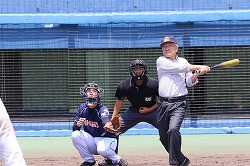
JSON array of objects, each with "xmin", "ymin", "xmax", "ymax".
[{"xmin": 0, "ymin": 1, "xmax": 250, "ymax": 130}]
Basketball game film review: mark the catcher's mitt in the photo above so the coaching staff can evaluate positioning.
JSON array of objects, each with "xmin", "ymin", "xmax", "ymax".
[{"xmin": 104, "ymin": 115, "xmax": 121, "ymax": 134}]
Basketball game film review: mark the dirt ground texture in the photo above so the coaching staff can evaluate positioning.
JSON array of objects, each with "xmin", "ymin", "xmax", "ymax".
[
  {"xmin": 1, "ymin": 134, "xmax": 250, "ymax": 166},
  {"xmin": 8, "ymin": 154, "xmax": 250, "ymax": 166}
]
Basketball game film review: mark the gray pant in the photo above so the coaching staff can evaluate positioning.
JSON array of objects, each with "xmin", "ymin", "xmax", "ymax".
[
  {"xmin": 120, "ymin": 106, "xmax": 158, "ymax": 134},
  {"xmin": 157, "ymin": 99, "xmax": 187, "ymax": 165}
]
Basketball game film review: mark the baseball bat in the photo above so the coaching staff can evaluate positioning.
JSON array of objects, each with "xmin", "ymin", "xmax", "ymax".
[{"xmin": 195, "ymin": 59, "xmax": 240, "ymax": 73}]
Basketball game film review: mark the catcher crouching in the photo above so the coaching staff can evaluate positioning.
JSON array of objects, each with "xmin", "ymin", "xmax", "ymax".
[{"xmin": 71, "ymin": 82, "xmax": 128, "ymax": 166}]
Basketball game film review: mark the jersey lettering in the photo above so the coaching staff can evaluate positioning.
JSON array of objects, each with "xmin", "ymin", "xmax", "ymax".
[
  {"xmin": 145, "ymin": 97, "xmax": 152, "ymax": 101},
  {"xmin": 83, "ymin": 119, "xmax": 99, "ymax": 128}
]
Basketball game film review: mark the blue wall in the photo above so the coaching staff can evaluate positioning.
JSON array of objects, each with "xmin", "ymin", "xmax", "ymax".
[
  {"xmin": 13, "ymin": 120, "xmax": 250, "ymax": 137},
  {"xmin": 1, "ymin": 0, "xmax": 250, "ymax": 14},
  {"xmin": 1, "ymin": 22, "xmax": 250, "ymax": 49},
  {"xmin": 1, "ymin": 0, "xmax": 250, "ymax": 49}
]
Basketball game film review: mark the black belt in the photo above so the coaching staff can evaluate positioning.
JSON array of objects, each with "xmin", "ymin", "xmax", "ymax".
[{"xmin": 159, "ymin": 95, "xmax": 187, "ymax": 102}]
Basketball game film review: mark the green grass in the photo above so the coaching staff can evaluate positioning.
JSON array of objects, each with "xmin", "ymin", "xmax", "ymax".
[{"xmin": 17, "ymin": 134, "xmax": 250, "ymax": 158}]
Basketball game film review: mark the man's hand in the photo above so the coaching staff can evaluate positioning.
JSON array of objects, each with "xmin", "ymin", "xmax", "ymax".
[
  {"xmin": 103, "ymin": 116, "xmax": 121, "ymax": 134},
  {"xmin": 139, "ymin": 107, "xmax": 150, "ymax": 114},
  {"xmin": 77, "ymin": 118, "xmax": 86, "ymax": 127}
]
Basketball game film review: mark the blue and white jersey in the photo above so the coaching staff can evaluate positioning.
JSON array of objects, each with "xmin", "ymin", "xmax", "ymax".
[{"xmin": 73, "ymin": 102, "xmax": 117, "ymax": 138}]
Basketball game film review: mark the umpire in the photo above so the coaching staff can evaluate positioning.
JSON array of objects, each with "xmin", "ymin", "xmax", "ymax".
[
  {"xmin": 112, "ymin": 59, "xmax": 159, "ymax": 133},
  {"xmin": 100, "ymin": 59, "xmax": 159, "ymax": 166}
]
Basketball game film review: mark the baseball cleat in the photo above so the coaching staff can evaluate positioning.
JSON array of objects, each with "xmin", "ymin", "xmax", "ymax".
[
  {"xmin": 98, "ymin": 158, "xmax": 113, "ymax": 166},
  {"xmin": 80, "ymin": 161, "xmax": 96, "ymax": 166},
  {"xmin": 170, "ymin": 157, "xmax": 190, "ymax": 166},
  {"xmin": 117, "ymin": 158, "xmax": 128, "ymax": 166},
  {"xmin": 181, "ymin": 157, "xmax": 190, "ymax": 166}
]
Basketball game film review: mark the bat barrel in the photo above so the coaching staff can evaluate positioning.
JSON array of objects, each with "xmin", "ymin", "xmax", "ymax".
[{"xmin": 221, "ymin": 59, "xmax": 240, "ymax": 68}]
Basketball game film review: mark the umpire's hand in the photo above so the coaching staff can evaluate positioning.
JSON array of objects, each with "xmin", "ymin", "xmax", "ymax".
[{"xmin": 139, "ymin": 107, "xmax": 150, "ymax": 114}]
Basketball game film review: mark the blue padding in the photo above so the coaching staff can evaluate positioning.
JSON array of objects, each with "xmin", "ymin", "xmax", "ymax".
[
  {"xmin": 13, "ymin": 122, "xmax": 74, "ymax": 131},
  {"xmin": 231, "ymin": 127, "xmax": 250, "ymax": 134},
  {"xmin": 15, "ymin": 127, "xmax": 235, "ymax": 137},
  {"xmin": 1, "ymin": 10, "xmax": 250, "ymax": 24},
  {"xmin": 182, "ymin": 119, "xmax": 250, "ymax": 128},
  {"xmin": 16, "ymin": 130, "xmax": 72, "ymax": 137},
  {"xmin": 13, "ymin": 119, "xmax": 250, "ymax": 132},
  {"xmin": 13, "ymin": 120, "xmax": 250, "ymax": 137},
  {"xmin": 14, "ymin": 127, "xmax": 250, "ymax": 137},
  {"xmin": 180, "ymin": 127, "xmax": 232, "ymax": 134},
  {"xmin": 124, "ymin": 129, "xmax": 159, "ymax": 135}
]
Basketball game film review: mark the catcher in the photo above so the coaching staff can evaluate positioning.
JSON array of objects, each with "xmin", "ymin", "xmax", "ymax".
[
  {"xmin": 101, "ymin": 59, "xmax": 159, "ymax": 165},
  {"xmin": 71, "ymin": 82, "xmax": 128, "ymax": 166}
]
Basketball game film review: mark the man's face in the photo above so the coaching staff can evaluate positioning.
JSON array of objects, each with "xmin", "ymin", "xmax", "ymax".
[
  {"xmin": 86, "ymin": 88, "xmax": 98, "ymax": 98},
  {"xmin": 162, "ymin": 42, "xmax": 178, "ymax": 59},
  {"xmin": 132, "ymin": 67, "xmax": 145, "ymax": 76},
  {"xmin": 86, "ymin": 88, "xmax": 99, "ymax": 108}
]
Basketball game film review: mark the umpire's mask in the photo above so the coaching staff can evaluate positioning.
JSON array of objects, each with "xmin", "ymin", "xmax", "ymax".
[{"xmin": 129, "ymin": 59, "xmax": 148, "ymax": 81}]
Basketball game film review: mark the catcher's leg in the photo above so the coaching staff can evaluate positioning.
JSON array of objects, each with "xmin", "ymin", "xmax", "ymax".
[
  {"xmin": 98, "ymin": 136, "xmax": 119, "ymax": 165},
  {"xmin": 71, "ymin": 130, "xmax": 97, "ymax": 163}
]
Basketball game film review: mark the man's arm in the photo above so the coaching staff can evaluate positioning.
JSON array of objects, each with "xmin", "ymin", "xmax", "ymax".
[
  {"xmin": 111, "ymin": 98, "xmax": 124, "ymax": 119},
  {"xmin": 188, "ymin": 64, "xmax": 210, "ymax": 72},
  {"xmin": 103, "ymin": 98, "xmax": 124, "ymax": 133}
]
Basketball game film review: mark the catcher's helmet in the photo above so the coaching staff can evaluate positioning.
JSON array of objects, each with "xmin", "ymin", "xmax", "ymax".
[
  {"xmin": 128, "ymin": 59, "xmax": 148, "ymax": 81},
  {"xmin": 80, "ymin": 82, "xmax": 104, "ymax": 106}
]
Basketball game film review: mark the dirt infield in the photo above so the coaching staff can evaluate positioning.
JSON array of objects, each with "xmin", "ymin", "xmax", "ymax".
[
  {"xmin": 1, "ymin": 134, "xmax": 250, "ymax": 166},
  {"xmin": 1, "ymin": 154, "xmax": 250, "ymax": 166},
  {"xmin": 13, "ymin": 154, "xmax": 250, "ymax": 166}
]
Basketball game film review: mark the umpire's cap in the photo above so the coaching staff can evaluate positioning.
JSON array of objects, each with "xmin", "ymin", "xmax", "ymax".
[{"xmin": 160, "ymin": 36, "xmax": 177, "ymax": 47}]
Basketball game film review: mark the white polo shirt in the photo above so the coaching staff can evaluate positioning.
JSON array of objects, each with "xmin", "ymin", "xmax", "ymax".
[{"xmin": 156, "ymin": 55, "xmax": 198, "ymax": 98}]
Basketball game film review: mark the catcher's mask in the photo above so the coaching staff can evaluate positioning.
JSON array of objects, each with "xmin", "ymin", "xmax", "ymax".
[
  {"xmin": 80, "ymin": 82, "xmax": 104, "ymax": 107},
  {"xmin": 128, "ymin": 59, "xmax": 148, "ymax": 81}
]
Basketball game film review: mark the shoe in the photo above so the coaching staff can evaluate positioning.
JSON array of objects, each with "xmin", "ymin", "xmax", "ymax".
[
  {"xmin": 181, "ymin": 157, "xmax": 190, "ymax": 166},
  {"xmin": 80, "ymin": 161, "xmax": 96, "ymax": 166},
  {"xmin": 98, "ymin": 158, "xmax": 113, "ymax": 166},
  {"xmin": 117, "ymin": 158, "xmax": 128, "ymax": 166},
  {"xmin": 170, "ymin": 157, "xmax": 190, "ymax": 166}
]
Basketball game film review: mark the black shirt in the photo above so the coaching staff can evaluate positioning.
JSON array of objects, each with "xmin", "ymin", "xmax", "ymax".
[{"xmin": 115, "ymin": 77, "xmax": 159, "ymax": 110}]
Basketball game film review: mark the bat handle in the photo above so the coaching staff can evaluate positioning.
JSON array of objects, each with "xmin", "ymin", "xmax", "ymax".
[{"xmin": 195, "ymin": 66, "xmax": 213, "ymax": 74}]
